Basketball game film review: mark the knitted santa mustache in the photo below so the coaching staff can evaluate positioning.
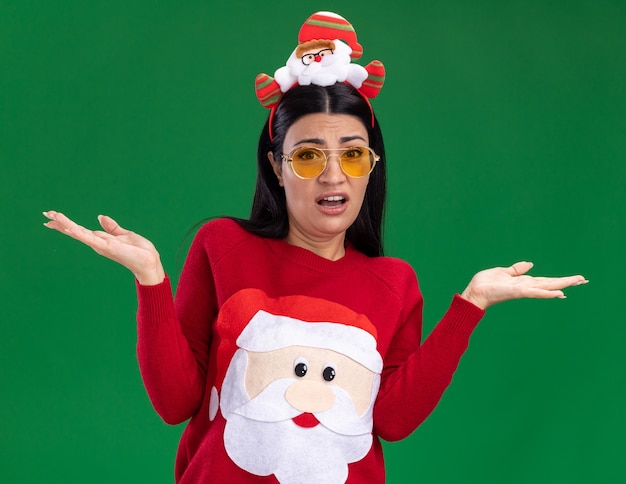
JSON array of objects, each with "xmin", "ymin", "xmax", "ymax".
[{"xmin": 221, "ymin": 353, "xmax": 374, "ymax": 484}]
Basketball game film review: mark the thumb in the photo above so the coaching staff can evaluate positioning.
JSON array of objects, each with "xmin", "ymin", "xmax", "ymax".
[
  {"xmin": 98, "ymin": 215, "xmax": 128, "ymax": 236},
  {"xmin": 507, "ymin": 261, "xmax": 534, "ymax": 276}
]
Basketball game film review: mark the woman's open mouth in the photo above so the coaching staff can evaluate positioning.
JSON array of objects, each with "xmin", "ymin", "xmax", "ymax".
[{"xmin": 317, "ymin": 195, "xmax": 346, "ymax": 208}]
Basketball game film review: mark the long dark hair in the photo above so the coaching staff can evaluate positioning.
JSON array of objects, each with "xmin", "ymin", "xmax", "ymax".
[{"xmin": 232, "ymin": 82, "xmax": 387, "ymax": 257}]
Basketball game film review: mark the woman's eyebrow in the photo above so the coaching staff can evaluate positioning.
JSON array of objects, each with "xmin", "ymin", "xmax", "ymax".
[
  {"xmin": 294, "ymin": 137, "xmax": 325, "ymax": 145},
  {"xmin": 340, "ymin": 135, "xmax": 367, "ymax": 144},
  {"xmin": 294, "ymin": 135, "xmax": 367, "ymax": 146}
]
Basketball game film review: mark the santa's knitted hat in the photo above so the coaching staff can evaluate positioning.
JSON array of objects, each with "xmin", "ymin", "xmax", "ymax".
[
  {"xmin": 297, "ymin": 11, "xmax": 363, "ymax": 59},
  {"xmin": 208, "ymin": 288, "xmax": 383, "ymax": 421}
]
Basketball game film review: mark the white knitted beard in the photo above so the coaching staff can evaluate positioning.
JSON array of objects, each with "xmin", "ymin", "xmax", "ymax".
[
  {"xmin": 224, "ymin": 413, "xmax": 372, "ymax": 484},
  {"xmin": 220, "ymin": 350, "xmax": 374, "ymax": 483}
]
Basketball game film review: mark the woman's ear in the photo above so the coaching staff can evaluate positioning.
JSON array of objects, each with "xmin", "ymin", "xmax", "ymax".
[{"xmin": 268, "ymin": 151, "xmax": 284, "ymax": 187}]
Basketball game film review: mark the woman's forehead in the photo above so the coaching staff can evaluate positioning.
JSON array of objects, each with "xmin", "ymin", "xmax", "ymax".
[{"xmin": 284, "ymin": 113, "xmax": 368, "ymax": 145}]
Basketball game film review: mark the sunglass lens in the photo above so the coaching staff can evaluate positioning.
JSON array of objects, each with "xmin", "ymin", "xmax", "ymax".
[
  {"xmin": 292, "ymin": 148, "xmax": 326, "ymax": 178},
  {"xmin": 340, "ymin": 147, "xmax": 373, "ymax": 177}
]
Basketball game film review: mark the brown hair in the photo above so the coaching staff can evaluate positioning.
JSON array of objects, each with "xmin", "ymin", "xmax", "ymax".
[{"xmin": 295, "ymin": 40, "xmax": 336, "ymax": 58}]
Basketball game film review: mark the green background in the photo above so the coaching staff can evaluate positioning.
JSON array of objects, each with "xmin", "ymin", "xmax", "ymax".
[{"xmin": 2, "ymin": 1, "xmax": 624, "ymax": 482}]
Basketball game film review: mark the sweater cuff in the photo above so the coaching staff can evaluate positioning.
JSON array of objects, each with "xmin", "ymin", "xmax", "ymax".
[
  {"xmin": 439, "ymin": 294, "xmax": 486, "ymax": 338},
  {"xmin": 135, "ymin": 275, "xmax": 176, "ymax": 328}
]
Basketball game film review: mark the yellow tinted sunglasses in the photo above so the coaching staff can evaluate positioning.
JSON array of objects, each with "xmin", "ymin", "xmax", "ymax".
[{"xmin": 281, "ymin": 146, "xmax": 380, "ymax": 179}]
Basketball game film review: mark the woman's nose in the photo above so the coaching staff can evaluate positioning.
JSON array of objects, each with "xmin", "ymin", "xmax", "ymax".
[{"xmin": 319, "ymin": 154, "xmax": 346, "ymax": 182}]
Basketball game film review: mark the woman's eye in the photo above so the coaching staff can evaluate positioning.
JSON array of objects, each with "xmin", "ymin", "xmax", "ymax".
[
  {"xmin": 297, "ymin": 150, "xmax": 322, "ymax": 161},
  {"xmin": 344, "ymin": 149, "xmax": 363, "ymax": 159}
]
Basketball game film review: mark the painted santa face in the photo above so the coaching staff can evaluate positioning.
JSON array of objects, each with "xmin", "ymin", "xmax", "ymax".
[
  {"xmin": 269, "ymin": 112, "xmax": 371, "ymax": 256},
  {"xmin": 245, "ymin": 345, "xmax": 377, "ymax": 419},
  {"xmin": 220, "ymin": 345, "xmax": 379, "ymax": 484},
  {"xmin": 212, "ymin": 290, "xmax": 383, "ymax": 483}
]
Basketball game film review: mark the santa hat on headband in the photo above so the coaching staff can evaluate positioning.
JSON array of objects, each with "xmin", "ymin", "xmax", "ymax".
[
  {"xmin": 254, "ymin": 11, "xmax": 385, "ymax": 112},
  {"xmin": 297, "ymin": 11, "xmax": 364, "ymax": 59},
  {"xmin": 207, "ymin": 288, "xmax": 383, "ymax": 421}
]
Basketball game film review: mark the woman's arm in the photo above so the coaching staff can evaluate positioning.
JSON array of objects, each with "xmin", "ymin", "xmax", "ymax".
[
  {"xmin": 43, "ymin": 210, "xmax": 207, "ymax": 424},
  {"xmin": 374, "ymin": 261, "xmax": 587, "ymax": 441},
  {"xmin": 43, "ymin": 211, "xmax": 165, "ymax": 285}
]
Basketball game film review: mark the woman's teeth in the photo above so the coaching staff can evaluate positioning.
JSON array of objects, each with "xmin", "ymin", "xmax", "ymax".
[{"xmin": 319, "ymin": 196, "xmax": 346, "ymax": 207}]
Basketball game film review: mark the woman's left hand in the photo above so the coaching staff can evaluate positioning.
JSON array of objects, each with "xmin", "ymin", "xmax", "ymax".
[{"xmin": 460, "ymin": 261, "xmax": 588, "ymax": 310}]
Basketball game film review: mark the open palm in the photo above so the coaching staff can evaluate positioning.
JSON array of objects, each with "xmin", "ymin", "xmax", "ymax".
[
  {"xmin": 43, "ymin": 211, "xmax": 165, "ymax": 285},
  {"xmin": 460, "ymin": 261, "xmax": 587, "ymax": 309}
]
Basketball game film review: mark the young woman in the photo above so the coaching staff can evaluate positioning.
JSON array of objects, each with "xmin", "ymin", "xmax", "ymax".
[{"xmin": 43, "ymin": 12, "xmax": 586, "ymax": 484}]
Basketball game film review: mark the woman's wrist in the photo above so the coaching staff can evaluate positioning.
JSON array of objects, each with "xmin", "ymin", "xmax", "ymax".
[
  {"xmin": 135, "ymin": 262, "xmax": 166, "ymax": 286},
  {"xmin": 460, "ymin": 287, "xmax": 487, "ymax": 310}
]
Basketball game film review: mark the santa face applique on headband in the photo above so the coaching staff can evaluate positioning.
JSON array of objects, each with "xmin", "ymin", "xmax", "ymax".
[
  {"xmin": 276, "ymin": 36, "xmax": 367, "ymax": 90},
  {"xmin": 255, "ymin": 11, "xmax": 386, "ymax": 110},
  {"xmin": 208, "ymin": 288, "xmax": 383, "ymax": 484}
]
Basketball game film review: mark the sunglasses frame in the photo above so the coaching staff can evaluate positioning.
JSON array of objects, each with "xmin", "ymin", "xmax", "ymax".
[{"xmin": 281, "ymin": 146, "xmax": 380, "ymax": 179}]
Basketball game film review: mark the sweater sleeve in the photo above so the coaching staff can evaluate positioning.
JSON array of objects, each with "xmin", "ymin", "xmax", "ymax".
[
  {"xmin": 373, "ymin": 272, "xmax": 484, "ymax": 441},
  {"xmin": 136, "ymin": 226, "xmax": 218, "ymax": 425}
]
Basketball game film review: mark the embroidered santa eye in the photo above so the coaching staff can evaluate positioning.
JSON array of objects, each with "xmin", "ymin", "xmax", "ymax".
[
  {"xmin": 322, "ymin": 363, "xmax": 336, "ymax": 382},
  {"xmin": 294, "ymin": 357, "xmax": 308, "ymax": 377}
]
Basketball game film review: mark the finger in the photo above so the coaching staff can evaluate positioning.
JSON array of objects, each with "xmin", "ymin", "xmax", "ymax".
[
  {"xmin": 91, "ymin": 230, "xmax": 117, "ymax": 241},
  {"xmin": 521, "ymin": 287, "xmax": 568, "ymax": 299},
  {"xmin": 506, "ymin": 261, "xmax": 534, "ymax": 276},
  {"xmin": 43, "ymin": 211, "xmax": 80, "ymax": 233},
  {"xmin": 98, "ymin": 215, "xmax": 129, "ymax": 236},
  {"xmin": 59, "ymin": 215, "xmax": 93, "ymax": 240},
  {"xmin": 44, "ymin": 212, "xmax": 110, "ymax": 250},
  {"xmin": 526, "ymin": 275, "xmax": 589, "ymax": 290},
  {"xmin": 43, "ymin": 210, "xmax": 62, "ymax": 227}
]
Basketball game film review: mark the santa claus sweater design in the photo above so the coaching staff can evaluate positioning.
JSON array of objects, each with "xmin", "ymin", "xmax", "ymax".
[{"xmin": 136, "ymin": 218, "xmax": 485, "ymax": 483}]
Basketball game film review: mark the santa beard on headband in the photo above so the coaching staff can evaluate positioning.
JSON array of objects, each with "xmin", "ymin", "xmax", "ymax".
[
  {"xmin": 219, "ymin": 346, "xmax": 379, "ymax": 484},
  {"xmin": 274, "ymin": 39, "xmax": 369, "ymax": 91}
]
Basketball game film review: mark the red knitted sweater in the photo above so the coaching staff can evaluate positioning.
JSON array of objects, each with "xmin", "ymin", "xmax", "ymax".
[{"xmin": 135, "ymin": 218, "xmax": 484, "ymax": 483}]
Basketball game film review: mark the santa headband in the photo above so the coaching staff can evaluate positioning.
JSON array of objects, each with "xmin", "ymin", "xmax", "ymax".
[{"xmin": 254, "ymin": 11, "xmax": 386, "ymax": 140}]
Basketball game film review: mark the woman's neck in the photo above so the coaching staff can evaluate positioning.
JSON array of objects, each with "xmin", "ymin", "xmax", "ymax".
[{"xmin": 284, "ymin": 230, "xmax": 346, "ymax": 261}]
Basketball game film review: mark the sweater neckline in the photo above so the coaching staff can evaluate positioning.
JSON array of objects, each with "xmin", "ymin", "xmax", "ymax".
[{"xmin": 263, "ymin": 236, "xmax": 365, "ymax": 273}]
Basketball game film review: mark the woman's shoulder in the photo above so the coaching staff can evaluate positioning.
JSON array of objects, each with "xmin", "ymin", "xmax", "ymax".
[
  {"xmin": 192, "ymin": 217, "xmax": 257, "ymax": 255},
  {"xmin": 365, "ymin": 253, "xmax": 415, "ymax": 272},
  {"xmin": 358, "ymin": 253, "xmax": 420, "ymax": 290},
  {"xmin": 195, "ymin": 217, "xmax": 248, "ymax": 238}
]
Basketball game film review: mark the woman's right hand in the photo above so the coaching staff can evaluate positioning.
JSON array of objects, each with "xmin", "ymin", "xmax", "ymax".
[{"xmin": 43, "ymin": 211, "xmax": 165, "ymax": 286}]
